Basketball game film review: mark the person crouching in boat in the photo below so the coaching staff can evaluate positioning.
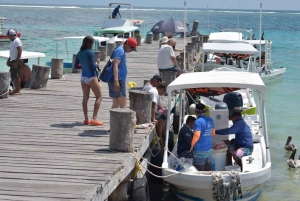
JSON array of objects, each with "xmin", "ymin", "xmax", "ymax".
[
  {"xmin": 216, "ymin": 111, "xmax": 253, "ymax": 171},
  {"xmin": 190, "ymin": 103, "xmax": 216, "ymax": 171},
  {"xmin": 177, "ymin": 116, "xmax": 196, "ymax": 158}
]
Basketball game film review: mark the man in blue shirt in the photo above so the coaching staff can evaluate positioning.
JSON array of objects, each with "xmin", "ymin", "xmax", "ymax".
[
  {"xmin": 177, "ymin": 116, "xmax": 196, "ymax": 158},
  {"xmin": 216, "ymin": 111, "xmax": 253, "ymax": 170},
  {"xmin": 108, "ymin": 38, "xmax": 137, "ymax": 109},
  {"xmin": 190, "ymin": 103, "xmax": 215, "ymax": 171},
  {"xmin": 112, "ymin": 5, "xmax": 121, "ymax": 18}
]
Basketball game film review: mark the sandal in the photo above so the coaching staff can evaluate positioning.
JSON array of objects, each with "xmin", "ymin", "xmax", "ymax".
[
  {"xmin": 90, "ymin": 120, "xmax": 104, "ymax": 126},
  {"xmin": 83, "ymin": 120, "xmax": 91, "ymax": 125},
  {"xmin": 9, "ymin": 91, "xmax": 22, "ymax": 95}
]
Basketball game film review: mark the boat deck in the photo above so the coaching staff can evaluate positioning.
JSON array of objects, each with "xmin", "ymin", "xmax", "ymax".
[{"xmin": 0, "ymin": 37, "xmax": 187, "ymax": 200}]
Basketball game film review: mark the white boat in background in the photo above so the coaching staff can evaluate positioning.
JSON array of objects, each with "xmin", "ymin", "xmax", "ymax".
[
  {"xmin": 46, "ymin": 36, "xmax": 109, "ymax": 73},
  {"xmin": 0, "ymin": 50, "xmax": 45, "ymax": 64},
  {"xmin": 0, "ymin": 17, "xmax": 21, "ymax": 42},
  {"xmin": 203, "ymin": 29, "xmax": 286, "ymax": 84},
  {"xmin": 93, "ymin": 3, "xmax": 145, "ymax": 45},
  {"xmin": 162, "ymin": 71, "xmax": 271, "ymax": 201}
]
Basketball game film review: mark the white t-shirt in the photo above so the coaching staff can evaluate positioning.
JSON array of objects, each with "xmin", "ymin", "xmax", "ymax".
[
  {"xmin": 9, "ymin": 37, "xmax": 22, "ymax": 60},
  {"xmin": 157, "ymin": 44, "xmax": 175, "ymax": 70},
  {"xmin": 149, "ymin": 87, "xmax": 162, "ymax": 112},
  {"xmin": 142, "ymin": 83, "xmax": 153, "ymax": 92}
]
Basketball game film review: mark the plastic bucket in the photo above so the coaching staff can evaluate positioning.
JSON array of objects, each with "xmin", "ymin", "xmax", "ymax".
[{"xmin": 225, "ymin": 165, "xmax": 240, "ymax": 172}]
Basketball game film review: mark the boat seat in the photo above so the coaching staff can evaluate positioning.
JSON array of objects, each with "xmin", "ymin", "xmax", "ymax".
[{"xmin": 241, "ymin": 142, "xmax": 262, "ymax": 173}]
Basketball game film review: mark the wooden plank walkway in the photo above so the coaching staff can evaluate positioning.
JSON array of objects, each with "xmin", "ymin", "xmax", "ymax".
[{"xmin": 0, "ymin": 38, "xmax": 187, "ymax": 201}]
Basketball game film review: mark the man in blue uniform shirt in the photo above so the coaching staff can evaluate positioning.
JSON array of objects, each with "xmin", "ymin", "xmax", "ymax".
[
  {"xmin": 216, "ymin": 111, "xmax": 253, "ymax": 170},
  {"xmin": 177, "ymin": 116, "xmax": 196, "ymax": 158},
  {"xmin": 112, "ymin": 5, "xmax": 121, "ymax": 18}
]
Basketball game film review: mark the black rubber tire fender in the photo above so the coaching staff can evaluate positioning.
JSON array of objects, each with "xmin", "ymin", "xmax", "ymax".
[{"xmin": 131, "ymin": 178, "xmax": 150, "ymax": 201}]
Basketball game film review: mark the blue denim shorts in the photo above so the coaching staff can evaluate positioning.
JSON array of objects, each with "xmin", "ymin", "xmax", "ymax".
[
  {"xmin": 159, "ymin": 66, "xmax": 180, "ymax": 72},
  {"xmin": 108, "ymin": 80, "xmax": 126, "ymax": 98}
]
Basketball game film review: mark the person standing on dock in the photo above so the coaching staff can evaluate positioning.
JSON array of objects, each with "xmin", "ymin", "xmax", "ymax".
[
  {"xmin": 190, "ymin": 103, "xmax": 216, "ymax": 171},
  {"xmin": 6, "ymin": 28, "xmax": 23, "ymax": 95},
  {"xmin": 112, "ymin": 5, "xmax": 121, "ymax": 18},
  {"xmin": 75, "ymin": 36, "xmax": 103, "ymax": 126},
  {"xmin": 109, "ymin": 37, "xmax": 137, "ymax": 109}
]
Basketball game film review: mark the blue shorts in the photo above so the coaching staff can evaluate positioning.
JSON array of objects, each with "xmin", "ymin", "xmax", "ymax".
[
  {"xmin": 228, "ymin": 141, "xmax": 253, "ymax": 159},
  {"xmin": 159, "ymin": 66, "xmax": 180, "ymax": 72},
  {"xmin": 193, "ymin": 149, "xmax": 214, "ymax": 171},
  {"xmin": 108, "ymin": 80, "xmax": 126, "ymax": 98}
]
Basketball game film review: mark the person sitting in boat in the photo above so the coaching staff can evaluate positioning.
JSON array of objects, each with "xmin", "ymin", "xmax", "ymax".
[
  {"xmin": 20, "ymin": 59, "xmax": 31, "ymax": 89},
  {"xmin": 149, "ymin": 83, "xmax": 168, "ymax": 148},
  {"xmin": 215, "ymin": 111, "xmax": 253, "ymax": 171},
  {"xmin": 142, "ymin": 74, "xmax": 162, "ymax": 92},
  {"xmin": 256, "ymin": 51, "xmax": 265, "ymax": 66},
  {"xmin": 190, "ymin": 102, "xmax": 216, "ymax": 171},
  {"xmin": 112, "ymin": 5, "xmax": 121, "ymax": 19},
  {"xmin": 157, "ymin": 37, "xmax": 182, "ymax": 76},
  {"xmin": 177, "ymin": 116, "xmax": 196, "ymax": 158}
]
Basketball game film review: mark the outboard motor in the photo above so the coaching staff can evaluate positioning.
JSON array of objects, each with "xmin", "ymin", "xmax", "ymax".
[
  {"xmin": 215, "ymin": 102, "xmax": 228, "ymax": 110},
  {"xmin": 223, "ymin": 92, "xmax": 243, "ymax": 119}
]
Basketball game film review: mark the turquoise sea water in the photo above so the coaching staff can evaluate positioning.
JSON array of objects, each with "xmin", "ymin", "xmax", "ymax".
[{"xmin": 0, "ymin": 4, "xmax": 300, "ymax": 200}]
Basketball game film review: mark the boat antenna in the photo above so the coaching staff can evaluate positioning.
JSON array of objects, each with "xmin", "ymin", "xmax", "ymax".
[
  {"xmin": 259, "ymin": 0, "xmax": 262, "ymax": 67},
  {"xmin": 238, "ymin": 1, "xmax": 240, "ymax": 29},
  {"xmin": 184, "ymin": 0, "xmax": 187, "ymax": 71},
  {"xmin": 207, "ymin": 5, "xmax": 210, "ymax": 33}
]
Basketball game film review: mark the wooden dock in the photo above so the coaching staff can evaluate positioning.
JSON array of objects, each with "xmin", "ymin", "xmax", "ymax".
[{"xmin": 0, "ymin": 38, "xmax": 187, "ymax": 200}]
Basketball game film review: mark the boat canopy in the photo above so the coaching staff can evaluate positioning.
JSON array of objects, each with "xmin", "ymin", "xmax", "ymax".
[
  {"xmin": 203, "ymin": 43, "xmax": 259, "ymax": 55},
  {"xmin": 247, "ymin": 40, "xmax": 267, "ymax": 45},
  {"xmin": 0, "ymin": 50, "xmax": 45, "ymax": 59},
  {"xmin": 109, "ymin": 3, "xmax": 132, "ymax": 8},
  {"xmin": 94, "ymin": 26, "xmax": 138, "ymax": 34},
  {"xmin": 208, "ymin": 32, "xmax": 243, "ymax": 42},
  {"xmin": 54, "ymin": 36, "xmax": 110, "ymax": 42},
  {"xmin": 166, "ymin": 71, "xmax": 266, "ymax": 94}
]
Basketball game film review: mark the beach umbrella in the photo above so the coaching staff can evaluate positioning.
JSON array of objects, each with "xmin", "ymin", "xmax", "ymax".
[{"xmin": 150, "ymin": 18, "xmax": 191, "ymax": 34}]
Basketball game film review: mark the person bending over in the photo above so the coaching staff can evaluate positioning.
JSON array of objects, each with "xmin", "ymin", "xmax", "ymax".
[{"xmin": 177, "ymin": 116, "xmax": 196, "ymax": 158}]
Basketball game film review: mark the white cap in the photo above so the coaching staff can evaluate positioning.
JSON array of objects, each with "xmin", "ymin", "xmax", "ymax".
[{"xmin": 7, "ymin": 29, "xmax": 17, "ymax": 35}]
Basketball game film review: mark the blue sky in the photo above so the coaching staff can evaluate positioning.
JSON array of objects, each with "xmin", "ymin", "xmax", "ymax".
[{"xmin": 0, "ymin": 0, "xmax": 299, "ymax": 10}]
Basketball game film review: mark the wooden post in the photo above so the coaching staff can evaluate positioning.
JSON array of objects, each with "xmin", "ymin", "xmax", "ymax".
[
  {"xmin": 185, "ymin": 45, "xmax": 195, "ymax": 70},
  {"xmin": 109, "ymin": 108, "xmax": 136, "ymax": 152},
  {"xmin": 107, "ymin": 43, "xmax": 116, "ymax": 56},
  {"xmin": 29, "ymin": 65, "xmax": 50, "ymax": 89},
  {"xmin": 153, "ymin": 33, "xmax": 160, "ymax": 41},
  {"xmin": 94, "ymin": 51, "xmax": 101, "ymax": 65},
  {"xmin": 0, "ymin": 72, "xmax": 10, "ymax": 99},
  {"xmin": 176, "ymin": 57, "xmax": 184, "ymax": 70},
  {"xmin": 99, "ymin": 46, "xmax": 106, "ymax": 61},
  {"xmin": 51, "ymin": 58, "xmax": 63, "ymax": 79},
  {"xmin": 129, "ymin": 89, "xmax": 152, "ymax": 125},
  {"xmin": 180, "ymin": 52, "xmax": 189, "ymax": 71},
  {"xmin": 160, "ymin": 71, "xmax": 177, "ymax": 86},
  {"xmin": 72, "ymin": 54, "xmax": 80, "ymax": 73},
  {"xmin": 136, "ymin": 36, "xmax": 142, "ymax": 46},
  {"xmin": 145, "ymin": 33, "xmax": 153, "ymax": 44},
  {"xmin": 191, "ymin": 21, "xmax": 199, "ymax": 36}
]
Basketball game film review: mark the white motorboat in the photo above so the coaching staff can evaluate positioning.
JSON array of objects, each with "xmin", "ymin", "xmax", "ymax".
[
  {"xmin": 94, "ymin": 3, "xmax": 145, "ymax": 45},
  {"xmin": 45, "ymin": 36, "xmax": 109, "ymax": 73},
  {"xmin": 203, "ymin": 31, "xmax": 286, "ymax": 84},
  {"xmin": 162, "ymin": 71, "xmax": 271, "ymax": 201}
]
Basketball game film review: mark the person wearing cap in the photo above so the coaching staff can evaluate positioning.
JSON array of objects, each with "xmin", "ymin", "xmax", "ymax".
[
  {"xmin": 6, "ymin": 28, "xmax": 23, "ymax": 95},
  {"xmin": 112, "ymin": 5, "xmax": 121, "ymax": 18},
  {"xmin": 109, "ymin": 37, "xmax": 137, "ymax": 109},
  {"xmin": 190, "ymin": 102, "xmax": 215, "ymax": 171},
  {"xmin": 216, "ymin": 111, "xmax": 253, "ymax": 171},
  {"xmin": 157, "ymin": 37, "xmax": 181, "ymax": 76},
  {"xmin": 142, "ymin": 74, "xmax": 162, "ymax": 92}
]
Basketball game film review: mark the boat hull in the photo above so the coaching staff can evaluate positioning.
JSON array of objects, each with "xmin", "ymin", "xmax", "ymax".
[
  {"xmin": 170, "ymin": 183, "xmax": 263, "ymax": 201},
  {"xmin": 0, "ymin": 33, "xmax": 21, "ymax": 42},
  {"xmin": 260, "ymin": 67, "xmax": 286, "ymax": 84}
]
